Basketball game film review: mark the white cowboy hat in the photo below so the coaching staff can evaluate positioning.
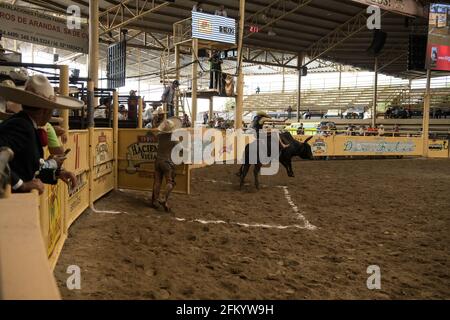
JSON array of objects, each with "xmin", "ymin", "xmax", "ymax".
[
  {"xmin": 152, "ymin": 106, "xmax": 167, "ymax": 116},
  {"xmin": 157, "ymin": 117, "xmax": 182, "ymax": 133},
  {"xmin": 0, "ymin": 74, "xmax": 84, "ymax": 110}
]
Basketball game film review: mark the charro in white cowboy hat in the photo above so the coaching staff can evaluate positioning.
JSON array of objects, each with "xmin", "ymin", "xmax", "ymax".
[
  {"xmin": 0, "ymin": 74, "xmax": 84, "ymax": 110},
  {"xmin": 157, "ymin": 117, "xmax": 182, "ymax": 133},
  {"xmin": 152, "ymin": 106, "xmax": 167, "ymax": 116}
]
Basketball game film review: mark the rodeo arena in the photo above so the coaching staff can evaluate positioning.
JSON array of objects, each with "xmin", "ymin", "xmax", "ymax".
[{"xmin": 0, "ymin": 0, "xmax": 449, "ymax": 307}]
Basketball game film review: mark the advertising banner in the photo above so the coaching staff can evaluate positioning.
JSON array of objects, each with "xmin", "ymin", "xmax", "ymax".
[
  {"xmin": 350, "ymin": 0, "xmax": 425, "ymax": 17},
  {"xmin": 192, "ymin": 12, "xmax": 236, "ymax": 44},
  {"xmin": 427, "ymin": 3, "xmax": 450, "ymax": 71},
  {"xmin": 0, "ymin": 2, "xmax": 88, "ymax": 53}
]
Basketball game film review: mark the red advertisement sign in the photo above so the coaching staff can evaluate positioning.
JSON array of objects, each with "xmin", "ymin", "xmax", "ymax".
[{"xmin": 427, "ymin": 43, "xmax": 450, "ymax": 71}]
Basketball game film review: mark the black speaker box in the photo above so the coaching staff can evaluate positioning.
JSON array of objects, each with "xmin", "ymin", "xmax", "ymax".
[
  {"xmin": 408, "ymin": 34, "xmax": 427, "ymax": 71},
  {"xmin": 367, "ymin": 29, "xmax": 387, "ymax": 56}
]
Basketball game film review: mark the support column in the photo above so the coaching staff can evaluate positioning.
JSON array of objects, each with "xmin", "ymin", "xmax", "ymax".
[
  {"xmin": 191, "ymin": 38, "xmax": 198, "ymax": 127},
  {"xmin": 113, "ymin": 91, "xmax": 119, "ymax": 190},
  {"xmin": 297, "ymin": 53, "xmax": 304, "ymax": 122},
  {"xmin": 235, "ymin": 0, "xmax": 246, "ymax": 130},
  {"xmin": 209, "ymin": 97, "xmax": 214, "ymax": 124},
  {"xmin": 89, "ymin": 0, "xmax": 99, "ymax": 87},
  {"xmin": 59, "ymin": 65, "xmax": 70, "ymax": 135},
  {"xmin": 372, "ymin": 57, "xmax": 378, "ymax": 128},
  {"xmin": 138, "ymin": 97, "xmax": 143, "ymax": 129},
  {"xmin": 175, "ymin": 44, "xmax": 180, "ymax": 117},
  {"xmin": 423, "ymin": 69, "xmax": 431, "ymax": 157}
]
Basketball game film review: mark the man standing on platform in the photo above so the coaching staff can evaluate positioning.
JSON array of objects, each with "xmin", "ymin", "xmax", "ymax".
[
  {"xmin": 161, "ymin": 80, "xmax": 179, "ymax": 118},
  {"xmin": 209, "ymin": 52, "xmax": 223, "ymax": 91}
]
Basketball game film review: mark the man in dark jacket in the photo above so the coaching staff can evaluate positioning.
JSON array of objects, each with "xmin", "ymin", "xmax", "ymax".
[{"xmin": 0, "ymin": 74, "xmax": 83, "ymax": 194}]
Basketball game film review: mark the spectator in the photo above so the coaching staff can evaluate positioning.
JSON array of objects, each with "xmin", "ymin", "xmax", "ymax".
[
  {"xmin": 203, "ymin": 112, "xmax": 209, "ymax": 125},
  {"xmin": 0, "ymin": 74, "xmax": 81, "ymax": 194},
  {"xmin": 393, "ymin": 124, "xmax": 400, "ymax": 137},
  {"xmin": 287, "ymin": 105, "xmax": 293, "ymax": 119},
  {"xmin": 192, "ymin": 2, "xmax": 203, "ymax": 12},
  {"xmin": 256, "ymin": 86, "xmax": 260, "ymax": 94},
  {"xmin": 209, "ymin": 52, "xmax": 223, "ymax": 91},
  {"xmin": 152, "ymin": 107, "xmax": 166, "ymax": 129},
  {"xmin": 143, "ymin": 103, "xmax": 154, "ymax": 125},
  {"xmin": 304, "ymin": 109, "xmax": 311, "ymax": 119},
  {"xmin": 385, "ymin": 107, "xmax": 392, "ymax": 119},
  {"xmin": 358, "ymin": 126, "xmax": 365, "ymax": 136},
  {"xmin": 182, "ymin": 113, "xmax": 191, "ymax": 128},
  {"xmin": 94, "ymin": 97, "xmax": 111, "ymax": 119},
  {"xmin": 161, "ymin": 80, "xmax": 179, "ymax": 118},
  {"xmin": 119, "ymin": 105, "xmax": 128, "ymax": 120},
  {"xmin": 297, "ymin": 123, "xmax": 305, "ymax": 135},
  {"xmin": 215, "ymin": 5, "xmax": 228, "ymax": 17},
  {"xmin": 378, "ymin": 125, "xmax": 385, "ymax": 136}
]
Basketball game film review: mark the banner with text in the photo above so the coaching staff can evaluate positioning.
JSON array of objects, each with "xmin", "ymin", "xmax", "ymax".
[
  {"xmin": 0, "ymin": 2, "xmax": 88, "ymax": 53},
  {"xmin": 350, "ymin": 0, "xmax": 425, "ymax": 17}
]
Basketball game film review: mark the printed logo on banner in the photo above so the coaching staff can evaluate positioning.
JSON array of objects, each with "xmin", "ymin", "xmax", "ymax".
[
  {"xmin": 312, "ymin": 138, "xmax": 327, "ymax": 155},
  {"xmin": 429, "ymin": 140, "xmax": 448, "ymax": 151},
  {"xmin": 125, "ymin": 133, "xmax": 158, "ymax": 174},
  {"xmin": 343, "ymin": 140, "xmax": 416, "ymax": 153},
  {"xmin": 47, "ymin": 184, "xmax": 61, "ymax": 256},
  {"xmin": 198, "ymin": 19, "xmax": 213, "ymax": 34},
  {"xmin": 95, "ymin": 133, "xmax": 110, "ymax": 165}
]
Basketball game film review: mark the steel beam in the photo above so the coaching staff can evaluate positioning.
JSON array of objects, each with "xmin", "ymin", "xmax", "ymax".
[{"xmin": 304, "ymin": 9, "xmax": 388, "ymax": 67}]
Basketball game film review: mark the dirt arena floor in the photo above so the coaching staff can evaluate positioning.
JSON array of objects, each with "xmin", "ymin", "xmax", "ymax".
[{"xmin": 54, "ymin": 158, "xmax": 450, "ymax": 300}]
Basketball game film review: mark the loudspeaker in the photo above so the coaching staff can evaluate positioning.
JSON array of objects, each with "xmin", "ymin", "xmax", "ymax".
[
  {"xmin": 300, "ymin": 66, "xmax": 308, "ymax": 77},
  {"xmin": 408, "ymin": 34, "xmax": 427, "ymax": 71},
  {"xmin": 367, "ymin": 29, "xmax": 387, "ymax": 56}
]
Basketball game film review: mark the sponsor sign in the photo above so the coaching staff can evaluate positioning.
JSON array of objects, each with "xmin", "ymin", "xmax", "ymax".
[
  {"xmin": 0, "ymin": 2, "xmax": 89, "ymax": 53},
  {"xmin": 427, "ymin": 3, "xmax": 450, "ymax": 71},
  {"xmin": 192, "ymin": 12, "xmax": 236, "ymax": 44},
  {"xmin": 343, "ymin": 139, "xmax": 416, "ymax": 153},
  {"xmin": 350, "ymin": 0, "xmax": 425, "ymax": 17}
]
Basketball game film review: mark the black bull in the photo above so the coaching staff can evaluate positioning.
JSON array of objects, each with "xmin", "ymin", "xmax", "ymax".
[{"xmin": 238, "ymin": 132, "xmax": 313, "ymax": 189}]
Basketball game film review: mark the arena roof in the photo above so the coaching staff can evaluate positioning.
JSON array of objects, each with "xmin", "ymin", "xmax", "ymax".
[{"xmin": 2, "ymin": 0, "xmax": 434, "ymax": 79}]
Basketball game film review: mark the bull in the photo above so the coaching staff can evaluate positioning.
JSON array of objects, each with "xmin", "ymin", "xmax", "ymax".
[{"xmin": 238, "ymin": 132, "xmax": 313, "ymax": 189}]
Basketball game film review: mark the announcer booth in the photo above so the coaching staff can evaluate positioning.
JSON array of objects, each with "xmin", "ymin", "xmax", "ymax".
[{"xmin": 173, "ymin": 11, "xmax": 237, "ymax": 125}]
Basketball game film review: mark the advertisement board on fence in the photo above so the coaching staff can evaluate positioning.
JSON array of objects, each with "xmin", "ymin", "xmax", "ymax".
[
  {"xmin": 118, "ymin": 129, "xmax": 190, "ymax": 194},
  {"xmin": 92, "ymin": 129, "xmax": 115, "ymax": 201},
  {"xmin": 0, "ymin": 2, "xmax": 89, "ymax": 53}
]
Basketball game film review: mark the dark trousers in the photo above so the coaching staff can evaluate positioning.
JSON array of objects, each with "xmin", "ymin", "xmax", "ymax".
[
  {"xmin": 210, "ymin": 71, "xmax": 221, "ymax": 90},
  {"xmin": 168, "ymin": 104, "xmax": 175, "ymax": 117}
]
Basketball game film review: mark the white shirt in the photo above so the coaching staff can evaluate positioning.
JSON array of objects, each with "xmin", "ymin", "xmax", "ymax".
[
  {"xmin": 192, "ymin": 5, "xmax": 203, "ymax": 12},
  {"xmin": 143, "ymin": 108, "xmax": 154, "ymax": 121},
  {"xmin": 215, "ymin": 9, "xmax": 227, "ymax": 17},
  {"xmin": 94, "ymin": 105, "xmax": 108, "ymax": 118}
]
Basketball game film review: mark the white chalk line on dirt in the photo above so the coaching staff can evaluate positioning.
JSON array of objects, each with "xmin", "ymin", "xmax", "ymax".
[
  {"xmin": 105, "ymin": 181, "xmax": 317, "ymax": 231},
  {"xmin": 104, "ymin": 210, "xmax": 310, "ymax": 230},
  {"xmin": 277, "ymin": 186, "xmax": 317, "ymax": 231},
  {"xmin": 173, "ymin": 217, "xmax": 310, "ymax": 230},
  {"xmin": 192, "ymin": 178, "xmax": 318, "ymax": 231}
]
